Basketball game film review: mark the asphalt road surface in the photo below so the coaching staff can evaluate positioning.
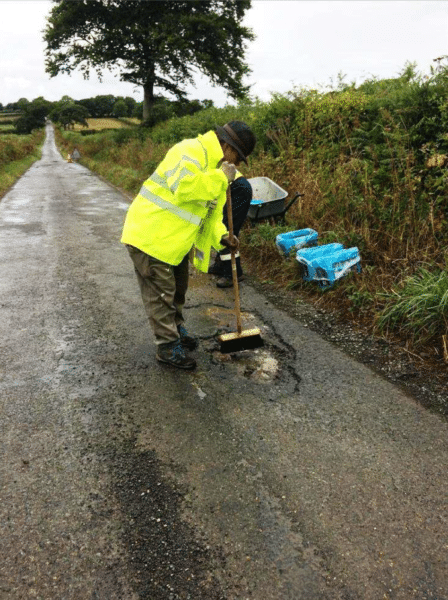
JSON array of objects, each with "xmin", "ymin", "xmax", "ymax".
[{"xmin": 1, "ymin": 124, "xmax": 447, "ymax": 600}]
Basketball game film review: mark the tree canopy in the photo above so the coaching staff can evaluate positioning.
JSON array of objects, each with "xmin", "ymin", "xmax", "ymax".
[
  {"xmin": 15, "ymin": 97, "xmax": 53, "ymax": 134},
  {"xmin": 44, "ymin": 0, "xmax": 254, "ymax": 121},
  {"xmin": 49, "ymin": 97, "xmax": 90, "ymax": 130}
]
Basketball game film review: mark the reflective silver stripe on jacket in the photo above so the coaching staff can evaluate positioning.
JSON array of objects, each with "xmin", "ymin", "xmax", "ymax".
[
  {"xmin": 220, "ymin": 252, "xmax": 240, "ymax": 259},
  {"xmin": 194, "ymin": 247, "xmax": 204, "ymax": 260},
  {"xmin": 197, "ymin": 140, "xmax": 208, "ymax": 169},
  {"xmin": 148, "ymin": 172, "xmax": 170, "ymax": 191},
  {"xmin": 164, "ymin": 155, "xmax": 201, "ymax": 179},
  {"xmin": 149, "ymin": 168, "xmax": 195, "ymax": 194},
  {"xmin": 150, "ymin": 159, "xmax": 199, "ymax": 194},
  {"xmin": 138, "ymin": 185, "xmax": 201, "ymax": 226},
  {"xmin": 172, "ymin": 167, "xmax": 195, "ymax": 192}
]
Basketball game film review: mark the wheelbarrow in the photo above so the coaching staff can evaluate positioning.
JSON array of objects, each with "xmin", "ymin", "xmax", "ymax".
[{"xmin": 247, "ymin": 177, "xmax": 304, "ymax": 223}]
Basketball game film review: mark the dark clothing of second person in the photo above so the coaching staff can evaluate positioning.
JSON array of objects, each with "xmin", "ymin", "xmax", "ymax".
[{"xmin": 211, "ymin": 176, "xmax": 252, "ymax": 279}]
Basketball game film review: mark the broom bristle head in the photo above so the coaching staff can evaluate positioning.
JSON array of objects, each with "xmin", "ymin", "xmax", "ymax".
[{"xmin": 218, "ymin": 328, "xmax": 264, "ymax": 354}]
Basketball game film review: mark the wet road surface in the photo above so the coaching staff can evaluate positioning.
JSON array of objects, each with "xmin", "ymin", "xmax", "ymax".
[{"xmin": 0, "ymin": 124, "xmax": 447, "ymax": 599}]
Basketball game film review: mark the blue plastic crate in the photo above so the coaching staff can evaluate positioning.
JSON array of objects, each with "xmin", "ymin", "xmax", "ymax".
[
  {"xmin": 275, "ymin": 228, "xmax": 318, "ymax": 257},
  {"xmin": 316, "ymin": 247, "xmax": 361, "ymax": 288},
  {"xmin": 296, "ymin": 244, "xmax": 344, "ymax": 281},
  {"xmin": 296, "ymin": 244, "xmax": 361, "ymax": 288}
]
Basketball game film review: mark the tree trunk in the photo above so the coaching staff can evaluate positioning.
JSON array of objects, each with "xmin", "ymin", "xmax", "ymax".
[{"xmin": 143, "ymin": 82, "xmax": 154, "ymax": 123}]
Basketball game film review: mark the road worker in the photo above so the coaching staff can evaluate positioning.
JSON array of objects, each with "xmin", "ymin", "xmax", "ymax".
[{"xmin": 121, "ymin": 121, "xmax": 256, "ymax": 370}]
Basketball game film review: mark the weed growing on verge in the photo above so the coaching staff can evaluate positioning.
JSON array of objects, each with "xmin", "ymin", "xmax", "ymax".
[
  {"xmin": 377, "ymin": 267, "xmax": 448, "ymax": 354},
  {"xmin": 0, "ymin": 131, "xmax": 45, "ymax": 198}
]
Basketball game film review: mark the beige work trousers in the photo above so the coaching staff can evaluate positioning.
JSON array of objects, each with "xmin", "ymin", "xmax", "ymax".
[{"xmin": 126, "ymin": 245, "xmax": 189, "ymax": 345}]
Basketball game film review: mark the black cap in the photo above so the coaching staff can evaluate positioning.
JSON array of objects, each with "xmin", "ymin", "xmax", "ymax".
[{"xmin": 215, "ymin": 121, "xmax": 256, "ymax": 164}]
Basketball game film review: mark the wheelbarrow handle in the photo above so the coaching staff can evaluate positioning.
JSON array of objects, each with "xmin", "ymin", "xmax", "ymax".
[{"xmin": 284, "ymin": 191, "xmax": 304, "ymax": 214}]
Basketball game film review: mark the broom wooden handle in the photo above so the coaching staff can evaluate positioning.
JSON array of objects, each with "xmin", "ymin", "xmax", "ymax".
[{"xmin": 226, "ymin": 186, "xmax": 242, "ymax": 334}]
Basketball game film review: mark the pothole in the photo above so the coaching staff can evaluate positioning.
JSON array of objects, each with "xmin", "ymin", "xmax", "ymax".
[
  {"xmin": 210, "ymin": 346, "xmax": 280, "ymax": 383},
  {"xmin": 186, "ymin": 303, "xmax": 298, "ymax": 388}
]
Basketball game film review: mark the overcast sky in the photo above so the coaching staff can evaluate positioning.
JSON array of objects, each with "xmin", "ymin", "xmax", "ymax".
[{"xmin": 1, "ymin": 0, "xmax": 447, "ymax": 107}]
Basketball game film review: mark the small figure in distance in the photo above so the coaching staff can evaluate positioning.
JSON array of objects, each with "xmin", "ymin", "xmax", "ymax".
[{"xmin": 71, "ymin": 147, "xmax": 81, "ymax": 162}]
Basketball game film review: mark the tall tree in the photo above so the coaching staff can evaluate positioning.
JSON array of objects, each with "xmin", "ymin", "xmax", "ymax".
[{"xmin": 44, "ymin": 0, "xmax": 254, "ymax": 121}]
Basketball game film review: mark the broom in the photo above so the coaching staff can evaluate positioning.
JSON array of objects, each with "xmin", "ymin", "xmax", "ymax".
[{"xmin": 218, "ymin": 186, "xmax": 264, "ymax": 353}]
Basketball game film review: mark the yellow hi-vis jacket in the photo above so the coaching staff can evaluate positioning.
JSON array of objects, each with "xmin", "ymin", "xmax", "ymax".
[{"xmin": 121, "ymin": 130, "xmax": 228, "ymax": 272}]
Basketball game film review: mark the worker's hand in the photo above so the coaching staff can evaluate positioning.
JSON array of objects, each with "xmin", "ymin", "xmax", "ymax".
[
  {"xmin": 220, "ymin": 234, "xmax": 239, "ymax": 252},
  {"xmin": 221, "ymin": 161, "xmax": 237, "ymax": 183}
]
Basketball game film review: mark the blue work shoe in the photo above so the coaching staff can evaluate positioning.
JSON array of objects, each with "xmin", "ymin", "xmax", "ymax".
[
  {"xmin": 156, "ymin": 339, "xmax": 196, "ymax": 370},
  {"xmin": 177, "ymin": 324, "xmax": 198, "ymax": 350}
]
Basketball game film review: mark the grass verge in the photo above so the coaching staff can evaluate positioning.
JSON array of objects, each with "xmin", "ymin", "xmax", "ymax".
[
  {"xmin": 377, "ymin": 266, "xmax": 448, "ymax": 350},
  {"xmin": 54, "ymin": 127, "xmax": 167, "ymax": 195},
  {"xmin": 0, "ymin": 130, "xmax": 45, "ymax": 199}
]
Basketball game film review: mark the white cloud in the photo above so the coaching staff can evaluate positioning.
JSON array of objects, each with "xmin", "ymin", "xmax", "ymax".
[
  {"xmin": 0, "ymin": 58, "xmax": 26, "ymax": 73},
  {"xmin": 242, "ymin": 0, "xmax": 448, "ymax": 97},
  {"xmin": 0, "ymin": 0, "xmax": 51, "ymax": 34},
  {"xmin": 3, "ymin": 76, "xmax": 32, "ymax": 93}
]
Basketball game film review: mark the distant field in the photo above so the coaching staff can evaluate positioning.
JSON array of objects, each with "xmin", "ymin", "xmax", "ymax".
[
  {"xmin": 73, "ymin": 117, "xmax": 140, "ymax": 131},
  {"xmin": 0, "ymin": 116, "xmax": 18, "ymax": 134},
  {"xmin": 0, "ymin": 114, "xmax": 20, "ymax": 122},
  {"xmin": 0, "ymin": 116, "xmax": 141, "ymax": 131},
  {"xmin": 0, "ymin": 125, "xmax": 15, "ymax": 134},
  {"xmin": 0, "ymin": 115, "xmax": 19, "ymax": 128}
]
